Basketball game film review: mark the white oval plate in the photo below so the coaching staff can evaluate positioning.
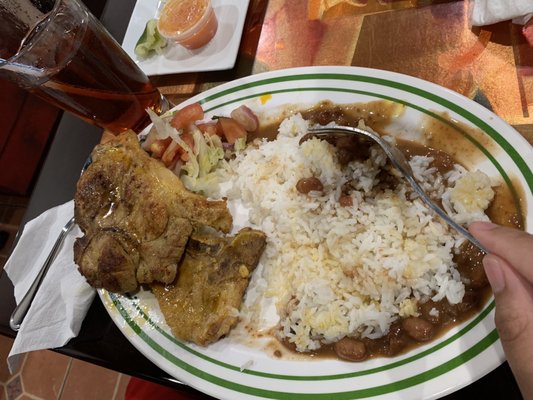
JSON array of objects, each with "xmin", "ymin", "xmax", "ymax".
[{"xmin": 99, "ymin": 66, "xmax": 533, "ymax": 400}]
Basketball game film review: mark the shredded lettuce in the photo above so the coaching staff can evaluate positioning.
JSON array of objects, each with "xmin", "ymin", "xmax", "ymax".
[
  {"xmin": 145, "ymin": 108, "xmax": 171, "ymax": 138},
  {"xmin": 135, "ymin": 19, "xmax": 167, "ymax": 59},
  {"xmin": 179, "ymin": 134, "xmax": 198, "ymax": 180},
  {"xmin": 181, "ymin": 126, "xmax": 224, "ymax": 195},
  {"xmin": 142, "ymin": 108, "xmax": 181, "ymax": 150},
  {"xmin": 143, "ymin": 109, "xmax": 236, "ymax": 196},
  {"xmin": 234, "ymin": 137, "xmax": 247, "ymax": 153}
]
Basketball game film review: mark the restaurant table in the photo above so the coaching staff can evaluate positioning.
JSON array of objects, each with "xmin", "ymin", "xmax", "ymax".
[{"xmin": 0, "ymin": 0, "xmax": 531, "ymax": 399}]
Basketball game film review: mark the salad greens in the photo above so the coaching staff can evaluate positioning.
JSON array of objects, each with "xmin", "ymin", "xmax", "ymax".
[
  {"xmin": 181, "ymin": 127, "xmax": 225, "ymax": 194},
  {"xmin": 146, "ymin": 109, "xmax": 226, "ymax": 196}
]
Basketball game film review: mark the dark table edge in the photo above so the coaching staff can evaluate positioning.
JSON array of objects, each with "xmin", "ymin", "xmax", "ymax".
[{"xmin": 0, "ymin": 0, "xmax": 181, "ymax": 389}]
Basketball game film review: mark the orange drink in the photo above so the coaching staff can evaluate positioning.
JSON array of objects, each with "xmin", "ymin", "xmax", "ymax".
[{"xmin": 157, "ymin": 0, "xmax": 218, "ymax": 50}]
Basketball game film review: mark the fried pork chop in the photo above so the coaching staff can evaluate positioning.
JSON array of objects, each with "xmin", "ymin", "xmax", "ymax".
[
  {"xmin": 74, "ymin": 131, "xmax": 232, "ymax": 293},
  {"xmin": 151, "ymin": 228, "xmax": 266, "ymax": 346}
]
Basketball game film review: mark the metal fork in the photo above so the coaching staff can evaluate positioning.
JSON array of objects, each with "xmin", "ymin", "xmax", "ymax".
[
  {"xmin": 302, "ymin": 125, "xmax": 488, "ymax": 254},
  {"xmin": 9, "ymin": 217, "xmax": 76, "ymax": 331},
  {"xmin": 9, "ymin": 157, "xmax": 91, "ymax": 331}
]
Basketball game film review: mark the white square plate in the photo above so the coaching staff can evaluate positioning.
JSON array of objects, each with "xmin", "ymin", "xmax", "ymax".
[{"xmin": 121, "ymin": 0, "xmax": 250, "ymax": 76}]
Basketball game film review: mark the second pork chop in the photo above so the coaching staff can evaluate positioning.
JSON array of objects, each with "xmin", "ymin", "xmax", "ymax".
[{"xmin": 151, "ymin": 228, "xmax": 267, "ymax": 346}]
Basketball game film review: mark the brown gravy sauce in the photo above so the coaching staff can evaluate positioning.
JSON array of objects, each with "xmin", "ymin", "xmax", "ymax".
[
  {"xmin": 419, "ymin": 112, "xmax": 499, "ymax": 170},
  {"xmin": 250, "ymin": 100, "xmax": 525, "ymax": 361}
]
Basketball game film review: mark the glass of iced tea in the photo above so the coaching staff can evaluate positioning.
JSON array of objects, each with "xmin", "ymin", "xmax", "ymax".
[{"xmin": 0, "ymin": 0, "xmax": 168, "ymax": 134}]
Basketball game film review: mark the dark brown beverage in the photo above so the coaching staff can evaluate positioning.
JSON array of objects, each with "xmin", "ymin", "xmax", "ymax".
[{"xmin": 0, "ymin": 0, "xmax": 165, "ymax": 134}]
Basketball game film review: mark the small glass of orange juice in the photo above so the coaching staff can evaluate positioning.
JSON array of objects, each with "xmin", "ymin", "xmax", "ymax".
[{"xmin": 157, "ymin": 0, "xmax": 218, "ymax": 50}]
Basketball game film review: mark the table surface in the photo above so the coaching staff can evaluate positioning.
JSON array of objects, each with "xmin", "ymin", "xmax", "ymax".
[{"xmin": 1, "ymin": 0, "xmax": 531, "ymax": 399}]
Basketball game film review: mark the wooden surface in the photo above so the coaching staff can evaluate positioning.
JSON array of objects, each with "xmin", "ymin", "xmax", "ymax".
[{"xmin": 153, "ymin": 0, "xmax": 533, "ymax": 135}]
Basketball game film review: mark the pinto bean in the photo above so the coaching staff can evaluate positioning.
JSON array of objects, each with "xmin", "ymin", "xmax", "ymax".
[
  {"xmin": 296, "ymin": 177, "xmax": 323, "ymax": 194},
  {"xmin": 419, "ymin": 303, "xmax": 437, "ymax": 324},
  {"xmin": 455, "ymin": 241, "xmax": 487, "ymax": 288},
  {"xmin": 388, "ymin": 335, "xmax": 408, "ymax": 356},
  {"xmin": 334, "ymin": 136, "xmax": 372, "ymax": 165},
  {"xmin": 334, "ymin": 337, "xmax": 368, "ymax": 361},
  {"xmin": 455, "ymin": 291, "xmax": 478, "ymax": 314},
  {"xmin": 339, "ymin": 194, "xmax": 353, "ymax": 207},
  {"xmin": 309, "ymin": 109, "xmax": 347, "ymax": 126},
  {"xmin": 401, "ymin": 317, "xmax": 435, "ymax": 342}
]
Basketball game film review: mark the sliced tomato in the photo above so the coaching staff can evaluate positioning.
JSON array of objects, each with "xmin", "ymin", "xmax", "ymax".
[
  {"xmin": 161, "ymin": 140, "xmax": 180, "ymax": 167},
  {"xmin": 170, "ymin": 102, "xmax": 204, "ymax": 130},
  {"xmin": 196, "ymin": 122, "xmax": 222, "ymax": 137},
  {"xmin": 150, "ymin": 138, "xmax": 172, "ymax": 158},
  {"xmin": 178, "ymin": 131, "xmax": 195, "ymax": 161},
  {"xmin": 216, "ymin": 117, "xmax": 247, "ymax": 144}
]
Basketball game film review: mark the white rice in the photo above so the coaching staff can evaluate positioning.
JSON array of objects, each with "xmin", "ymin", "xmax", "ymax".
[{"xmin": 217, "ymin": 114, "xmax": 494, "ymax": 352}]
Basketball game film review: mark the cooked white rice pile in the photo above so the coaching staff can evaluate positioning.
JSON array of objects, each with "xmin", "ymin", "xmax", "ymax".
[{"xmin": 218, "ymin": 114, "xmax": 494, "ymax": 352}]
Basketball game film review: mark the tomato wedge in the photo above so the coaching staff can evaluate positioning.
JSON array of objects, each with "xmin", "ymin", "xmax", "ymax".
[
  {"xmin": 161, "ymin": 140, "xmax": 180, "ymax": 167},
  {"xmin": 150, "ymin": 138, "xmax": 172, "ymax": 158},
  {"xmin": 196, "ymin": 122, "xmax": 221, "ymax": 137},
  {"xmin": 216, "ymin": 117, "xmax": 247, "ymax": 144},
  {"xmin": 170, "ymin": 102, "xmax": 204, "ymax": 130},
  {"xmin": 178, "ymin": 132, "xmax": 195, "ymax": 161}
]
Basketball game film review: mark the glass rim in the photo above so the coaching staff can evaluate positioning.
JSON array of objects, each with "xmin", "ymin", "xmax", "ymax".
[{"xmin": 0, "ymin": 0, "xmax": 76, "ymax": 67}]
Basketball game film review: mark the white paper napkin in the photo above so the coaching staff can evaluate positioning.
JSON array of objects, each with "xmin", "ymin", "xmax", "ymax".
[
  {"xmin": 470, "ymin": 0, "xmax": 533, "ymax": 26},
  {"xmin": 4, "ymin": 201, "xmax": 95, "ymax": 372}
]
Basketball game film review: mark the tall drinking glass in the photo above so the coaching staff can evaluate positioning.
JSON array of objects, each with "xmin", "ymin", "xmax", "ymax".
[{"xmin": 0, "ymin": 0, "xmax": 168, "ymax": 134}]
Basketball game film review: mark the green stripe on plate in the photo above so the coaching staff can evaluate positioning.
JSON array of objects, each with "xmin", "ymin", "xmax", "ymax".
[
  {"xmin": 199, "ymin": 73, "xmax": 533, "ymax": 197},
  {"xmin": 120, "ymin": 294, "xmax": 495, "ymax": 380},
  {"xmin": 111, "ymin": 294, "xmax": 500, "ymax": 399},
  {"xmin": 107, "ymin": 72, "xmax": 532, "ymax": 398},
  {"xmin": 201, "ymin": 85, "xmax": 530, "ymax": 225}
]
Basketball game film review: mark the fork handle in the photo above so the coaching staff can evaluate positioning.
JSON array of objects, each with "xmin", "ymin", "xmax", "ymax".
[{"xmin": 9, "ymin": 217, "xmax": 75, "ymax": 331}]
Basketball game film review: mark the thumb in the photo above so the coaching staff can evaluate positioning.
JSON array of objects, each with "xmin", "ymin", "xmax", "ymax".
[{"xmin": 483, "ymin": 253, "xmax": 533, "ymax": 397}]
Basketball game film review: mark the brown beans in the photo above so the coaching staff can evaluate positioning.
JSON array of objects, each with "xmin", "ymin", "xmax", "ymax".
[
  {"xmin": 339, "ymin": 194, "xmax": 353, "ymax": 207},
  {"xmin": 419, "ymin": 300, "xmax": 443, "ymax": 325},
  {"xmin": 335, "ymin": 136, "xmax": 372, "ymax": 165},
  {"xmin": 401, "ymin": 317, "xmax": 435, "ymax": 342},
  {"xmin": 388, "ymin": 335, "xmax": 408, "ymax": 356},
  {"xmin": 308, "ymin": 108, "xmax": 347, "ymax": 126},
  {"xmin": 455, "ymin": 291, "xmax": 478, "ymax": 314},
  {"xmin": 296, "ymin": 177, "xmax": 323, "ymax": 194},
  {"xmin": 334, "ymin": 337, "xmax": 368, "ymax": 361},
  {"xmin": 455, "ymin": 241, "xmax": 487, "ymax": 288}
]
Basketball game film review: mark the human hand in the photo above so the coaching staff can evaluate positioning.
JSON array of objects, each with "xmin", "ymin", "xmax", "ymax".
[{"xmin": 469, "ymin": 221, "xmax": 533, "ymax": 399}]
